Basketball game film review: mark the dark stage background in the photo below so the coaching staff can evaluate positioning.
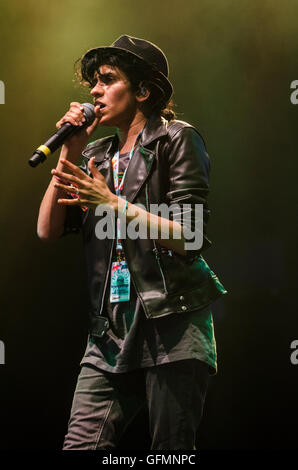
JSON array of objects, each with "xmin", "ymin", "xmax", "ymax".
[{"xmin": 0, "ymin": 0, "xmax": 297, "ymax": 451}]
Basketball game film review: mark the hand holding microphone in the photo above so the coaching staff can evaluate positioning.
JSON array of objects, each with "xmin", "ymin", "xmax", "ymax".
[{"xmin": 28, "ymin": 102, "xmax": 98, "ymax": 167}]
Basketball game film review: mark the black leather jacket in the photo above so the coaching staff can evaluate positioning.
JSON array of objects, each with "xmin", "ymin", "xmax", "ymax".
[{"xmin": 65, "ymin": 114, "xmax": 227, "ymax": 319}]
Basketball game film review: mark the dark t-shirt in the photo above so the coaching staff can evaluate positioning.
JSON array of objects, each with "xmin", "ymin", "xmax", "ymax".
[{"xmin": 80, "ymin": 153, "xmax": 217, "ymax": 375}]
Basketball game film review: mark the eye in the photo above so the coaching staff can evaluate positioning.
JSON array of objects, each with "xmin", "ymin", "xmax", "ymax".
[
  {"xmin": 89, "ymin": 72, "xmax": 116, "ymax": 88},
  {"xmin": 101, "ymin": 74, "xmax": 114, "ymax": 84},
  {"xmin": 89, "ymin": 80, "xmax": 97, "ymax": 89}
]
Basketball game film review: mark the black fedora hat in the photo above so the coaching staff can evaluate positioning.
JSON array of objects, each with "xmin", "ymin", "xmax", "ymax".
[{"xmin": 81, "ymin": 35, "xmax": 173, "ymax": 102}]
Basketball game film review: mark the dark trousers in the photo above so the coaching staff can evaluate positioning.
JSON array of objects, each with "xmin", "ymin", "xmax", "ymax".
[{"xmin": 62, "ymin": 359, "xmax": 209, "ymax": 450}]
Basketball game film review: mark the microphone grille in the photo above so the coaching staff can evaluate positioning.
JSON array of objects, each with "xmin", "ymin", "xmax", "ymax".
[{"xmin": 82, "ymin": 102, "xmax": 95, "ymax": 125}]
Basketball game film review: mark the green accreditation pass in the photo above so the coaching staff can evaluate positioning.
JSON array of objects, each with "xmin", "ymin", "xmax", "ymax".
[{"xmin": 110, "ymin": 259, "xmax": 131, "ymax": 303}]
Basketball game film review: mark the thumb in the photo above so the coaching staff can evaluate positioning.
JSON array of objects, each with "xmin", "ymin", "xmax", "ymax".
[
  {"xmin": 86, "ymin": 116, "xmax": 100, "ymax": 136},
  {"xmin": 88, "ymin": 156, "xmax": 102, "ymax": 179}
]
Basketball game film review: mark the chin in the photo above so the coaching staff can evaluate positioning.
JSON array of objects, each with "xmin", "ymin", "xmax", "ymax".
[{"xmin": 100, "ymin": 117, "xmax": 119, "ymax": 127}]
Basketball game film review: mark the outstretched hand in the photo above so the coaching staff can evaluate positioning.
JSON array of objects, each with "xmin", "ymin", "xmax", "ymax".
[{"xmin": 52, "ymin": 158, "xmax": 117, "ymax": 209}]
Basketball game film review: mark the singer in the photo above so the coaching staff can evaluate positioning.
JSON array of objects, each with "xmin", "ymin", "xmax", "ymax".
[{"xmin": 37, "ymin": 35, "xmax": 226, "ymax": 450}]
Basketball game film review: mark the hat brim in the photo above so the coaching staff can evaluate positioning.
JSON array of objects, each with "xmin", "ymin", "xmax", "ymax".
[{"xmin": 82, "ymin": 46, "xmax": 173, "ymax": 102}]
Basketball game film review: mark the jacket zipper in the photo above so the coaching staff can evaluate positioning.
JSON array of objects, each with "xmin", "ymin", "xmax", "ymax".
[{"xmin": 145, "ymin": 183, "xmax": 168, "ymax": 295}]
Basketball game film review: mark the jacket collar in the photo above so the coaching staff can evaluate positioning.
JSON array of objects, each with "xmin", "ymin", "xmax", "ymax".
[
  {"xmin": 82, "ymin": 135, "xmax": 117, "ymax": 164},
  {"xmin": 139, "ymin": 113, "xmax": 168, "ymax": 147},
  {"xmin": 83, "ymin": 113, "xmax": 168, "ymax": 161},
  {"xmin": 82, "ymin": 114, "xmax": 169, "ymax": 202},
  {"xmin": 120, "ymin": 114, "xmax": 168, "ymax": 202}
]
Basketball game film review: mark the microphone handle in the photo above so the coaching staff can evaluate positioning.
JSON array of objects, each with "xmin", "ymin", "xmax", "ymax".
[
  {"xmin": 28, "ymin": 123, "xmax": 76, "ymax": 168},
  {"xmin": 29, "ymin": 102, "xmax": 95, "ymax": 168}
]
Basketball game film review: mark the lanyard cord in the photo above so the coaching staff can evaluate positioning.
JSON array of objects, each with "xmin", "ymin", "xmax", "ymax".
[
  {"xmin": 112, "ymin": 129, "xmax": 144, "ymax": 252},
  {"xmin": 112, "ymin": 128, "xmax": 144, "ymax": 195}
]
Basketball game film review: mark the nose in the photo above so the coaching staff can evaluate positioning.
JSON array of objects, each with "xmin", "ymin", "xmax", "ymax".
[{"xmin": 90, "ymin": 80, "xmax": 104, "ymax": 98}]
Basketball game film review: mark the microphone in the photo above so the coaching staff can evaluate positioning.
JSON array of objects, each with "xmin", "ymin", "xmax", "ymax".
[{"xmin": 28, "ymin": 103, "xmax": 95, "ymax": 167}]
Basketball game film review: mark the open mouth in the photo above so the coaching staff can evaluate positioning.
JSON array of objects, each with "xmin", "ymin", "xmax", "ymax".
[{"xmin": 95, "ymin": 103, "xmax": 106, "ymax": 111}]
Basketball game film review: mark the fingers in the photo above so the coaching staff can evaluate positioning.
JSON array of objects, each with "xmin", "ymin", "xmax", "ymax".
[
  {"xmin": 52, "ymin": 158, "xmax": 107, "ymax": 208},
  {"xmin": 59, "ymin": 158, "xmax": 87, "ymax": 176},
  {"xmin": 54, "ymin": 181, "xmax": 87, "ymax": 207},
  {"xmin": 88, "ymin": 157, "xmax": 104, "ymax": 180},
  {"xmin": 56, "ymin": 102, "xmax": 86, "ymax": 129},
  {"xmin": 52, "ymin": 159, "xmax": 89, "ymax": 184},
  {"xmin": 52, "ymin": 168, "xmax": 81, "ymax": 187},
  {"xmin": 53, "ymin": 180, "xmax": 81, "ymax": 195},
  {"xmin": 57, "ymin": 197, "xmax": 85, "ymax": 206}
]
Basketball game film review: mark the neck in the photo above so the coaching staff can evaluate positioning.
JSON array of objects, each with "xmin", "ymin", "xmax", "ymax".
[{"xmin": 117, "ymin": 112, "xmax": 147, "ymax": 153}]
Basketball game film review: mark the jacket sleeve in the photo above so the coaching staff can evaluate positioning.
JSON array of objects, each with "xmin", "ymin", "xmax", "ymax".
[{"xmin": 165, "ymin": 125, "xmax": 212, "ymax": 259}]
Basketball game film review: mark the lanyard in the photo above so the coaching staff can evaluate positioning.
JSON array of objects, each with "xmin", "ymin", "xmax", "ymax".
[
  {"xmin": 112, "ymin": 129, "xmax": 144, "ymax": 251},
  {"xmin": 112, "ymin": 146, "xmax": 134, "ymax": 196},
  {"xmin": 112, "ymin": 129, "xmax": 143, "ymax": 195}
]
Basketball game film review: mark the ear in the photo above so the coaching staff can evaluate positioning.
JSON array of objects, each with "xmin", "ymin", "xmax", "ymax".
[{"xmin": 136, "ymin": 83, "xmax": 150, "ymax": 102}]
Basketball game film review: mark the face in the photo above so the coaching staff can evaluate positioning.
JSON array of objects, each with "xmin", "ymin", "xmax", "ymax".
[{"xmin": 90, "ymin": 64, "xmax": 138, "ymax": 128}]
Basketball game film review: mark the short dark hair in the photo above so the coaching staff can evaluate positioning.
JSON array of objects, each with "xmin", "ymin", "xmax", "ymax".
[{"xmin": 75, "ymin": 49, "xmax": 176, "ymax": 121}]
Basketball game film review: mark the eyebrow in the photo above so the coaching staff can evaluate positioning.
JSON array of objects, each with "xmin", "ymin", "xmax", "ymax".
[
  {"xmin": 92, "ymin": 68, "xmax": 127, "ymax": 86},
  {"xmin": 97, "ymin": 70, "xmax": 117, "ymax": 79}
]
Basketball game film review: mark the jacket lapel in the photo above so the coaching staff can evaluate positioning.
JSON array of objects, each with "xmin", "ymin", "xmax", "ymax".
[
  {"xmin": 83, "ymin": 136, "xmax": 117, "ymax": 195},
  {"xmin": 83, "ymin": 115, "xmax": 168, "ymax": 202},
  {"xmin": 121, "ymin": 114, "xmax": 168, "ymax": 203},
  {"xmin": 96, "ymin": 157, "xmax": 115, "ymax": 195},
  {"xmin": 120, "ymin": 145, "xmax": 155, "ymax": 203}
]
